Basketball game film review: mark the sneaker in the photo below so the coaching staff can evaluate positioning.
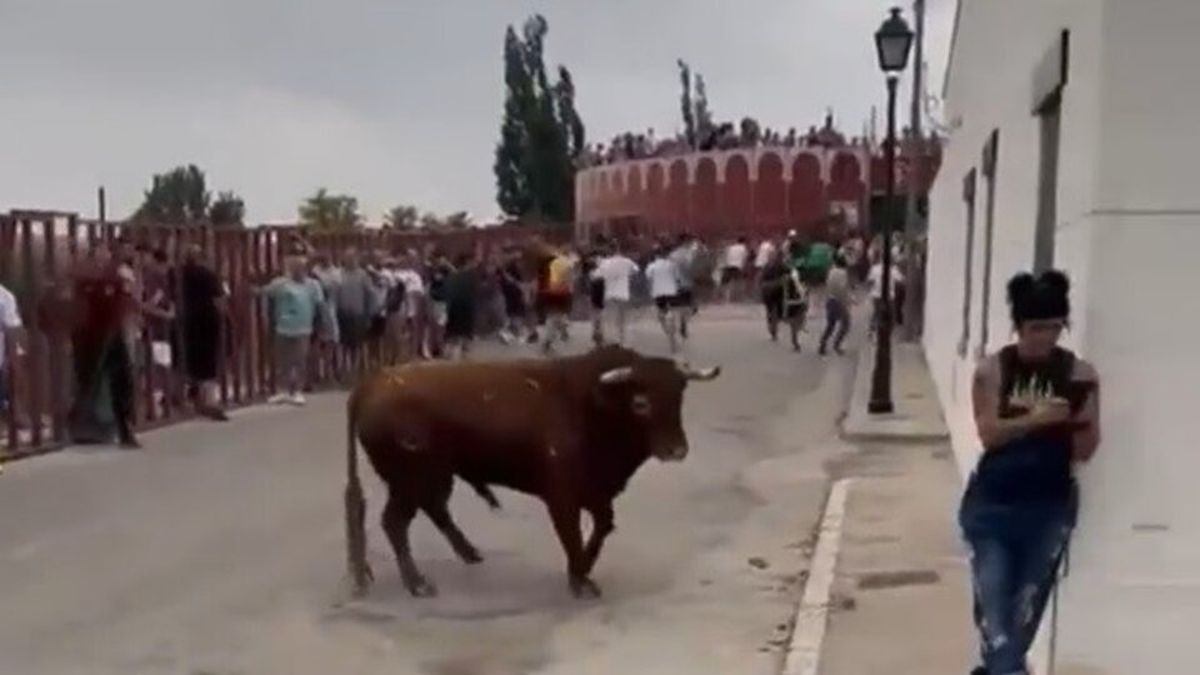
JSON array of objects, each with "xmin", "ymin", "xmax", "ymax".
[
  {"xmin": 289, "ymin": 393, "xmax": 307, "ymax": 406},
  {"xmin": 268, "ymin": 393, "xmax": 290, "ymax": 405}
]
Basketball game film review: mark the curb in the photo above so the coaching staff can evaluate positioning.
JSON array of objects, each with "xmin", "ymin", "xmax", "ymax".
[{"xmin": 781, "ymin": 477, "xmax": 854, "ymax": 675}]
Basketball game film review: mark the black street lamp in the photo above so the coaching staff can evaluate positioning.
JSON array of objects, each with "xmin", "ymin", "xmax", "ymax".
[{"xmin": 869, "ymin": 7, "xmax": 914, "ymax": 415}]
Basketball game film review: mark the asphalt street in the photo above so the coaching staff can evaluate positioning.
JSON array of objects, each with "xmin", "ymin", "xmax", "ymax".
[{"xmin": 0, "ymin": 305, "xmax": 857, "ymax": 675}]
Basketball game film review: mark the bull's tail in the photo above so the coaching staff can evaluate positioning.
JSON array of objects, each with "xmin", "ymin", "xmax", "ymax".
[{"xmin": 345, "ymin": 388, "xmax": 373, "ymax": 596}]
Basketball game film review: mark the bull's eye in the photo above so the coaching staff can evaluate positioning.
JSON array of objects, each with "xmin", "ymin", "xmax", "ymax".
[{"xmin": 631, "ymin": 394, "xmax": 652, "ymax": 416}]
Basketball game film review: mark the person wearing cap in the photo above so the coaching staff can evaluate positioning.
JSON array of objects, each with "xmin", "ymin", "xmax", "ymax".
[{"xmin": 961, "ymin": 269, "xmax": 1101, "ymax": 675}]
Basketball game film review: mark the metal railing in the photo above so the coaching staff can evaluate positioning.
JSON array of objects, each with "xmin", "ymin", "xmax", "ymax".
[{"xmin": 0, "ymin": 212, "xmax": 566, "ymax": 459}]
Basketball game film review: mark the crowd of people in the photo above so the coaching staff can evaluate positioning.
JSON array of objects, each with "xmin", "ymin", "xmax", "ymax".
[
  {"xmin": 0, "ymin": 225, "xmax": 914, "ymax": 460},
  {"xmin": 578, "ymin": 115, "xmax": 872, "ymax": 168}
]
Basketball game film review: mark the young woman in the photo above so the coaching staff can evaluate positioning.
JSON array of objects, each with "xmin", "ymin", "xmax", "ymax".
[{"xmin": 961, "ymin": 270, "xmax": 1100, "ymax": 675}]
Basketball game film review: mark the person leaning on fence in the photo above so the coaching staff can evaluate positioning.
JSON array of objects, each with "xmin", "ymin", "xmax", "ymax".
[
  {"xmin": 67, "ymin": 245, "xmax": 141, "ymax": 448},
  {"xmin": 178, "ymin": 245, "xmax": 229, "ymax": 421},
  {"xmin": 260, "ymin": 254, "xmax": 324, "ymax": 406},
  {"xmin": 961, "ymin": 270, "xmax": 1100, "ymax": 675},
  {"xmin": 0, "ymin": 281, "xmax": 24, "ymax": 472}
]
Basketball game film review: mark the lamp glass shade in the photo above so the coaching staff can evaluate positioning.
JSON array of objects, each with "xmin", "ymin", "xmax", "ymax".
[{"xmin": 875, "ymin": 7, "xmax": 914, "ymax": 73}]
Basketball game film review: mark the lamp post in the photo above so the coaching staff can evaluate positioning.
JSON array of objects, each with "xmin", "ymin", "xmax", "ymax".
[{"xmin": 869, "ymin": 7, "xmax": 915, "ymax": 415}]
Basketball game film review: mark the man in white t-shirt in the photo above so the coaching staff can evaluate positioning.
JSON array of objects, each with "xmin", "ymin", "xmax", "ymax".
[
  {"xmin": 0, "ymin": 283, "xmax": 24, "ymax": 466},
  {"xmin": 591, "ymin": 245, "xmax": 639, "ymax": 345},
  {"xmin": 868, "ymin": 261, "xmax": 904, "ymax": 334},
  {"xmin": 645, "ymin": 247, "xmax": 683, "ymax": 353},
  {"xmin": 721, "ymin": 237, "xmax": 750, "ymax": 302},
  {"xmin": 754, "ymin": 238, "xmax": 776, "ymax": 270}
]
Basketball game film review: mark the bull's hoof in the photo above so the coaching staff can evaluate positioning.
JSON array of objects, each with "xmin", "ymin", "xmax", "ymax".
[
  {"xmin": 459, "ymin": 547, "xmax": 485, "ymax": 565},
  {"xmin": 404, "ymin": 576, "xmax": 438, "ymax": 598},
  {"xmin": 350, "ymin": 563, "xmax": 375, "ymax": 597},
  {"xmin": 569, "ymin": 577, "xmax": 602, "ymax": 599}
]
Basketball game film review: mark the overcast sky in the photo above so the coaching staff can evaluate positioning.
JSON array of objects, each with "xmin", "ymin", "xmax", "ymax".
[{"xmin": 0, "ymin": 0, "xmax": 956, "ymax": 225}]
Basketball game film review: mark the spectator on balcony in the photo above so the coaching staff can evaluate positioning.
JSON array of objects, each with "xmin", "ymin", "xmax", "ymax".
[{"xmin": 179, "ymin": 245, "xmax": 228, "ymax": 421}]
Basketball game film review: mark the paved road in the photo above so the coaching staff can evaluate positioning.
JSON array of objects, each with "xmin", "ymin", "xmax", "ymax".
[{"xmin": 0, "ymin": 305, "xmax": 857, "ymax": 675}]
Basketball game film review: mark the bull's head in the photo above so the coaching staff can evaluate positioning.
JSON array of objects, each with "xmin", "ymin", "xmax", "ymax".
[{"xmin": 598, "ymin": 357, "xmax": 721, "ymax": 461}]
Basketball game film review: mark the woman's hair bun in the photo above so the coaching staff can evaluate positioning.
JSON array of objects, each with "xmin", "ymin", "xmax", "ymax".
[
  {"xmin": 1039, "ymin": 269, "xmax": 1070, "ymax": 295},
  {"xmin": 1006, "ymin": 272, "xmax": 1036, "ymax": 305}
]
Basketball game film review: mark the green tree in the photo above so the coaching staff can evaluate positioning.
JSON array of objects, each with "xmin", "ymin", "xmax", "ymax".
[
  {"xmin": 678, "ymin": 59, "xmax": 696, "ymax": 149},
  {"xmin": 134, "ymin": 164, "xmax": 211, "ymax": 223},
  {"xmin": 443, "ymin": 211, "xmax": 473, "ymax": 229},
  {"xmin": 384, "ymin": 204, "xmax": 420, "ymax": 230},
  {"xmin": 299, "ymin": 188, "xmax": 361, "ymax": 230},
  {"xmin": 209, "ymin": 191, "xmax": 246, "ymax": 226},
  {"xmin": 694, "ymin": 74, "xmax": 714, "ymax": 141},
  {"xmin": 494, "ymin": 14, "xmax": 584, "ymax": 224}
]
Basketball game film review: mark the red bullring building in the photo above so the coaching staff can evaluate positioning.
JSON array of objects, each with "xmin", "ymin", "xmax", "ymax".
[{"xmin": 575, "ymin": 130, "xmax": 940, "ymax": 243}]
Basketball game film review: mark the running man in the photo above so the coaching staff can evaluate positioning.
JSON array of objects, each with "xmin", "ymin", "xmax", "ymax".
[
  {"xmin": 537, "ymin": 247, "xmax": 575, "ymax": 355},
  {"xmin": 591, "ymin": 243, "xmax": 639, "ymax": 346},
  {"xmin": 670, "ymin": 233, "xmax": 700, "ymax": 339},
  {"xmin": 644, "ymin": 246, "xmax": 683, "ymax": 353}
]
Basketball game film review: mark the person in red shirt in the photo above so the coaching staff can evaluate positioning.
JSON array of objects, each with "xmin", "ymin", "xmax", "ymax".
[{"xmin": 67, "ymin": 244, "xmax": 140, "ymax": 448}]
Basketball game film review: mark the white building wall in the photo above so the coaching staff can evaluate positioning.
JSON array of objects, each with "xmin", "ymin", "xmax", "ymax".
[{"xmin": 927, "ymin": 0, "xmax": 1200, "ymax": 671}]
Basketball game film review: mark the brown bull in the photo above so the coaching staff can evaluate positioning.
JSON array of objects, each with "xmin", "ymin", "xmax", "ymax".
[{"xmin": 344, "ymin": 345, "xmax": 720, "ymax": 598}]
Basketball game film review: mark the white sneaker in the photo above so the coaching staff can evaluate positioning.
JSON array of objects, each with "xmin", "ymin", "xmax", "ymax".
[
  {"xmin": 268, "ymin": 393, "xmax": 290, "ymax": 405},
  {"xmin": 289, "ymin": 393, "xmax": 307, "ymax": 406}
]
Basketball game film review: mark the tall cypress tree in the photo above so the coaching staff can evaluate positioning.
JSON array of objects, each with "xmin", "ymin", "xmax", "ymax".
[
  {"xmin": 494, "ymin": 15, "xmax": 585, "ymax": 224},
  {"xmin": 678, "ymin": 60, "xmax": 696, "ymax": 150}
]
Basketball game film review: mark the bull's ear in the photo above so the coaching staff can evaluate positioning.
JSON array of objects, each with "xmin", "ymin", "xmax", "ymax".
[{"xmin": 598, "ymin": 366, "xmax": 635, "ymax": 385}]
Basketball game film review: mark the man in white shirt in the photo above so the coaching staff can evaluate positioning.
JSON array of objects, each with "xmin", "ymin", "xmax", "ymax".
[
  {"xmin": 645, "ymin": 247, "xmax": 683, "ymax": 353},
  {"xmin": 721, "ymin": 237, "xmax": 750, "ymax": 302},
  {"xmin": 669, "ymin": 234, "xmax": 700, "ymax": 338},
  {"xmin": 0, "ymin": 282, "xmax": 24, "ymax": 471},
  {"xmin": 591, "ymin": 244, "xmax": 639, "ymax": 345},
  {"xmin": 754, "ymin": 238, "xmax": 776, "ymax": 271},
  {"xmin": 868, "ymin": 261, "xmax": 904, "ymax": 335},
  {"xmin": 395, "ymin": 252, "xmax": 428, "ymax": 357}
]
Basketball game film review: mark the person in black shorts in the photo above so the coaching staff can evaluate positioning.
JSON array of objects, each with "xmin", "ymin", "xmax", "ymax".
[
  {"xmin": 442, "ymin": 253, "xmax": 478, "ymax": 360},
  {"xmin": 581, "ymin": 248, "xmax": 606, "ymax": 345},
  {"xmin": 497, "ymin": 254, "xmax": 526, "ymax": 344}
]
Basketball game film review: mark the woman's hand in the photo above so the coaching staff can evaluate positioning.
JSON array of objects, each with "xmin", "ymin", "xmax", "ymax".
[{"xmin": 1030, "ymin": 397, "xmax": 1072, "ymax": 428}]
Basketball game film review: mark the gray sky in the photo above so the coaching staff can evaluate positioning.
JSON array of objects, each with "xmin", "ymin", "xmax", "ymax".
[{"xmin": 0, "ymin": 0, "xmax": 956, "ymax": 225}]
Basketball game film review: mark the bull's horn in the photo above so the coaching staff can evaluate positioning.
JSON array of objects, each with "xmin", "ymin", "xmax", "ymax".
[
  {"xmin": 677, "ymin": 361, "xmax": 722, "ymax": 381},
  {"xmin": 598, "ymin": 366, "xmax": 635, "ymax": 384}
]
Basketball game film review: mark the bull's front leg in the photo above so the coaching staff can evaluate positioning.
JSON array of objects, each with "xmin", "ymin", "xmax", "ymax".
[
  {"xmin": 582, "ymin": 502, "xmax": 615, "ymax": 577},
  {"xmin": 546, "ymin": 499, "xmax": 601, "ymax": 599}
]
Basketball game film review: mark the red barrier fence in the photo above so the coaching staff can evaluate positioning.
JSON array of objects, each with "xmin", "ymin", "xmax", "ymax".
[{"xmin": 0, "ymin": 212, "xmax": 568, "ymax": 459}]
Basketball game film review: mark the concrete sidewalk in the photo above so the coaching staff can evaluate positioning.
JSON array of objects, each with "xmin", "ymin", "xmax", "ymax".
[{"xmin": 792, "ymin": 341, "xmax": 977, "ymax": 674}]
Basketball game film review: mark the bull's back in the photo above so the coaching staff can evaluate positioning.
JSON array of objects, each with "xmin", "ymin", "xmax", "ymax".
[{"xmin": 354, "ymin": 360, "xmax": 573, "ymax": 493}]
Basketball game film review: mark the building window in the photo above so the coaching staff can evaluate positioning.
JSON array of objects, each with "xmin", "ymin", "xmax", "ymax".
[
  {"xmin": 1034, "ymin": 97, "xmax": 1060, "ymax": 272},
  {"xmin": 958, "ymin": 168, "xmax": 977, "ymax": 358},
  {"xmin": 979, "ymin": 130, "xmax": 999, "ymax": 355},
  {"xmin": 1031, "ymin": 30, "xmax": 1069, "ymax": 273}
]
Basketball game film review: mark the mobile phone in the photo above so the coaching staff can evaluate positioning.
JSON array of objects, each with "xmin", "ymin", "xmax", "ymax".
[{"xmin": 1062, "ymin": 380, "xmax": 1097, "ymax": 413}]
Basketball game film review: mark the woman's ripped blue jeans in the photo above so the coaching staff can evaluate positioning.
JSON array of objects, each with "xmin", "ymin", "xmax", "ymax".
[{"xmin": 959, "ymin": 489, "xmax": 1075, "ymax": 675}]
